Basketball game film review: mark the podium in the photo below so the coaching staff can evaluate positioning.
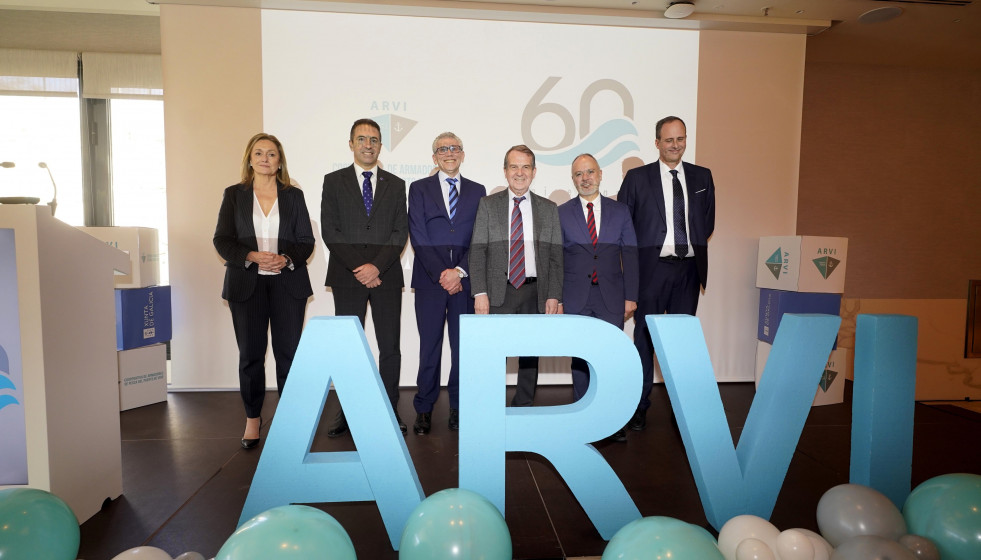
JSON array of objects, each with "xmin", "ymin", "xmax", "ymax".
[{"xmin": 0, "ymin": 205, "xmax": 129, "ymax": 523}]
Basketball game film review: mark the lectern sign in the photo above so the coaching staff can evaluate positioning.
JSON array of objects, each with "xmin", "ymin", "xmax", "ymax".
[{"xmin": 0, "ymin": 228, "xmax": 28, "ymax": 485}]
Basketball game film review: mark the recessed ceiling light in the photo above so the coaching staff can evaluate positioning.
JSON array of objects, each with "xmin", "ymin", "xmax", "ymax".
[
  {"xmin": 858, "ymin": 6, "xmax": 903, "ymax": 24},
  {"xmin": 664, "ymin": 1, "xmax": 696, "ymax": 19}
]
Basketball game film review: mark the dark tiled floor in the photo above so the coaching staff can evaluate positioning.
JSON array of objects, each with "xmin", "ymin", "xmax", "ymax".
[{"xmin": 78, "ymin": 383, "xmax": 981, "ymax": 560}]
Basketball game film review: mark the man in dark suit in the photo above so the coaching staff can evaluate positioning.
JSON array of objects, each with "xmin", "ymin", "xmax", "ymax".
[
  {"xmin": 470, "ymin": 145, "xmax": 563, "ymax": 407},
  {"xmin": 616, "ymin": 116, "xmax": 716, "ymax": 431},
  {"xmin": 558, "ymin": 153, "xmax": 639, "ymax": 441},
  {"xmin": 321, "ymin": 118, "xmax": 409, "ymax": 435},
  {"xmin": 408, "ymin": 132, "xmax": 486, "ymax": 434}
]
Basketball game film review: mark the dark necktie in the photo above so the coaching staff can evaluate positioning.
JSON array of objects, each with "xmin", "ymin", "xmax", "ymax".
[
  {"xmin": 447, "ymin": 177, "xmax": 458, "ymax": 221},
  {"xmin": 509, "ymin": 196, "xmax": 526, "ymax": 289},
  {"xmin": 362, "ymin": 171, "xmax": 373, "ymax": 215},
  {"xmin": 670, "ymin": 169, "xmax": 688, "ymax": 257},
  {"xmin": 587, "ymin": 201, "xmax": 598, "ymax": 284}
]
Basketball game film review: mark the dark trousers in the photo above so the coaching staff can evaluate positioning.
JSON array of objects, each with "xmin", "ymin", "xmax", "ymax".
[
  {"xmin": 229, "ymin": 273, "xmax": 308, "ymax": 418},
  {"xmin": 570, "ymin": 283, "xmax": 625, "ymax": 402},
  {"xmin": 413, "ymin": 288, "xmax": 472, "ymax": 413},
  {"xmin": 634, "ymin": 258, "xmax": 700, "ymax": 411},
  {"xmin": 490, "ymin": 280, "xmax": 539, "ymax": 406},
  {"xmin": 332, "ymin": 286, "xmax": 402, "ymax": 407}
]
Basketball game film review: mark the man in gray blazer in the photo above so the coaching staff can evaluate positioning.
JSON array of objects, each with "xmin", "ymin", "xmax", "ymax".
[
  {"xmin": 470, "ymin": 144, "xmax": 563, "ymax": 406},
  {"xmin": 321, "ymin": 118, "xmax": 409, "ymax": 435}
]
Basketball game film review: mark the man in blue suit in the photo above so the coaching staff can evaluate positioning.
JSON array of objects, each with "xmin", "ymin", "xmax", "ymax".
[
  {"xmin": 408, "ymin": 132, "xmax": 486, "ymax": 434},
  {"xmin": 558, "ymin": 153, "xmax": 639, "ymax": 442},
  {"xmin": 617, "ymin": 116, "xmax": 716, "ymax": 431}
]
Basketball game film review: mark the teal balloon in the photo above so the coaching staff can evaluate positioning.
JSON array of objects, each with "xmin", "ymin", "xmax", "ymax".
[
  {"xmin": 399, "ymin": 488, "xmax": 511, "ymax": 559},
  {"xmin": 216, "ymin": 505, "xmax": 356, "ymax": 559},
  {"xmin": 0, "ymin": 487, "xmax": 80, "ymax": 560},
  {"xmin": 602, "ymin": 516, "xmax": 724, "ymax": 559},
  {"xmin": 902, "ymin": 473, "xmax": 981, "ymax": 560}
]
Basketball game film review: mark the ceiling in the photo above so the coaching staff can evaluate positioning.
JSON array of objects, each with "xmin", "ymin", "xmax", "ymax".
[{"xmin": 0, "ymin": 0, "xmax": 977, "ymax": 69}]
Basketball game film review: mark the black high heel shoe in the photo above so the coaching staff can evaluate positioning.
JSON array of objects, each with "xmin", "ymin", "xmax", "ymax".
[{"xmin": 241, "ymin": 416, "xmax": 262, "ymax": 449}]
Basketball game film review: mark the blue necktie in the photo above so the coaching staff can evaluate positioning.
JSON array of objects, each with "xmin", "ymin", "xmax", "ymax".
[
  {"xmin": 362, "ymin": 171, "xmax": 373, "ymax": 215},
  {"xmin": 447, "ymin": 177, "xmax": 458, "ymax": 221},
  {"xmin": 670, "ymin": 169, "xmax": 688, "ymax": 257}
]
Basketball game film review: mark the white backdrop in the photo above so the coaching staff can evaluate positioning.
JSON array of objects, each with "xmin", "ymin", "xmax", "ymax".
[{"xmin": 260, "ymin": 10, "xmax": 701, "ymax": 387}]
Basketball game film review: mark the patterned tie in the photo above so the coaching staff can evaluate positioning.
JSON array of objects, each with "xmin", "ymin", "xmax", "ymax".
[
  {"xmin": 509, "ymin": 196, "xmax": 526, "ymax": 289},
  {"xmin": 670, "ymin": 169, "xmax": 688, "ymax": 257},
  {"xmin": 447, "ymin": 177, "xmax": 459, "ymax": 221},
  {"xmin": 362, "ymin": 171, "xmax": 373, "ymax": 215},
  {"xmin": 587, "ymin": 201, "xmax": 598, "ymax": 284}
]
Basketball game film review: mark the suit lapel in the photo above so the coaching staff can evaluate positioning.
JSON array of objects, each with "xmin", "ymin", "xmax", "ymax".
[
  {"xmin": 650, "ymin": 162, "xmax": 666, "ymax": 222},
  {"xmin": 236, "ymin": 185, "xmax": 257, "ymax": 241},
  {"xmin": 572, "ymin": 197, "xmax": 590, "ymax": 243},
  {"xmin": 433, "ymin": 175, "xmax": 450, "ymax": 219}
]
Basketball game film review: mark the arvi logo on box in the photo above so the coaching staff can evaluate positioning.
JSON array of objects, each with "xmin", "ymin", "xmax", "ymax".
[
  {"xmin": 765, "ymin": 247, "xmax": 789, "ymax": 280},
  {"xmin": 812, "ymin": 247, "xmax": 841, "ymax": 280}
]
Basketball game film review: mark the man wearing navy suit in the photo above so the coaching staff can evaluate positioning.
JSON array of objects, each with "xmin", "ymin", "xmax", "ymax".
[
  {"xmin": 321, "ymin": 118, "xmax": 409, "ymax": 436},
  {"xmin": 616, "ymin": 116, "xmax": 716, "ymax": 431},
  {"xmin": 558, "ymin": 154, "xmax": 639, "ymax": 442},
  {"xmin": 408, "ymin": 132, "xmax": 486, "ymax": 434}
]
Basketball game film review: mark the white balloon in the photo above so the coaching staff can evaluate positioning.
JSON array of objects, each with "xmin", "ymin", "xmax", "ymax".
[
  {"xmin": 110, "ymin": 547, "xmax": 173, "ymax": 560},
  {"xmin": 719, "ymin": 515, "xmax": 780, "ymax": 560},
  {"xmin": 736, "ymin": 538, "xmax": 776, "ymax": 560},
  {"xmin": 793, "ymin": 529, "xmax": 833, "ymax": 560},
  {"xmin": 830, "ymin": 535, "xmax": 916, "ymax": 560},
  {"xmin": 174, "ymin": 553, "xmax": 206, "ymax": 560},
  {"xmin": 776, "ymin": 529, "xmax": 815, "ymax": 560}
]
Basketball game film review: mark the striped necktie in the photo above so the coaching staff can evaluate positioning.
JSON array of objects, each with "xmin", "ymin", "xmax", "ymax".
[
  {"xmin": 447, "ymin": 177, "xmax": 458, "ymax": 221},
  {"xmin": 509, "ymin": 196, "xmax": 526, "ymax": 289},
  {"xmin": 587, "ymin": 201, "xmax": 598, "ymax": 284}
]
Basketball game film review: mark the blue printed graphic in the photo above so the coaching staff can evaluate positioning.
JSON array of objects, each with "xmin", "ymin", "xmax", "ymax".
[
  {"xmin": 0, "ymin": 345, "xmax": 19, "ymax": 410},
  {"xmin": 537, "ymin": 118, "xmax": 639, "ymax": 168},
  {"xmin": 0, "ymin": 227, "xmax": 28, "ymax": 485}
]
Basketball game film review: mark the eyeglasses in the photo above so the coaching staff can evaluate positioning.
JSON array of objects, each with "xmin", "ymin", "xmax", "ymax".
[
  {"xmin": 434, "ymin": 145, "xmax": 463, "ymax": 155},
  {"xmin": 572, "ymin": 168, "xmax": 598, "ymax": 179},
  {"xmin": 354, "ymin": 136, "xmax": 380, "ymax": 147}
]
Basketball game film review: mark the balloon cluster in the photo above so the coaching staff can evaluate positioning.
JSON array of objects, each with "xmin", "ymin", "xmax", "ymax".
[
  {"xmin": 708, "ymin": 474, "xmax": 981, "ymax": 560},
  {"xmin": 5, "ymin": 474, "xmax": 979, "ymax": 560}
]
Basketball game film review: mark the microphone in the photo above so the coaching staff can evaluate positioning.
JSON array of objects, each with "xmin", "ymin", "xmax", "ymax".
[
  {"xmin": 0, "ymin": 162, "xmax": 14, "ymax": 168},
  {"xmin": 38, "ymin": 162, "xmax": 58, "ymax": 217}
]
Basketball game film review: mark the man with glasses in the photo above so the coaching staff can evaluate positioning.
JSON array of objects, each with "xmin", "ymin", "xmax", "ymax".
[
  {"xmin": 470, "ymin": 145, "xmax": 563, "ymax": 407},
  {"xmin": 558, "ymin": 153, "xmax": 638, "ymax": 442},
  {"xmin": 321, "ymin": 118, "xmax": 409, "ymax": 436},
  {"xmin": 407, "ymin": 132, "xmax": 486, "ymax": 434}
]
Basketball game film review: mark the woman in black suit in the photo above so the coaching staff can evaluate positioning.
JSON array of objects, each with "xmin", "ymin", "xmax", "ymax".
[{"xmin": 213, "ymin": 133, "xmax": 314, "ymax": 449}]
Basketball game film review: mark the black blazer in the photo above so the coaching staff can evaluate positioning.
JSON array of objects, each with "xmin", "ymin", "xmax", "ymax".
[
  {"xmin": 213, "ymin": 182, "xmax": 315, "ymax": 302},
  {"xmin": 617, "ymin": 161, "xmax": 716, "ymax": 292},
  {"xmin": 320, "ymin": 165, "xmax": 408, "ymax": 289}
]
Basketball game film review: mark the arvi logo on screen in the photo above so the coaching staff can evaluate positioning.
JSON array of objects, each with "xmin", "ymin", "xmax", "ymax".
[{"xmin": 522, "ymin": 77, "xmax": 640, "ymax": 169}]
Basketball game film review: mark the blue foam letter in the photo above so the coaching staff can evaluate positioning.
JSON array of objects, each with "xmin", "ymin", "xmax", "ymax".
[
  {"xmin": 458, "ymin": 314, "xmax": 642, "ymax": 539},
  {"xmin": 239, "ymin": 316, "xmax": 424, "ymax": 548},
  {"xmin": 648, "ymin": 313, "xmax": 840, "ymax": 530},
  {"xmin": 850, "ymin": 314, "xmax": 917, "ymax": 507}
]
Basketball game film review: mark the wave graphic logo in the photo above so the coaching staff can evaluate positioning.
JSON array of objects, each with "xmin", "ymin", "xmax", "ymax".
[
  {"xmin": 522, "ymin": 77, "xmax": 639, "ymax": 168},
  {"xmin": 0, "ymin": 343, "xmax": 19, "ymax": 411}
]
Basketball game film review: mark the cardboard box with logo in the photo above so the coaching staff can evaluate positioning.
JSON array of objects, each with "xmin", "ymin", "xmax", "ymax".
[
  {"xmin": 115, "ymin": 286, "xmax": 172, "ymax": 351},
  {"xmin": 118, "ymin": 343, "xmax": 167, "ymax": 411},
  {"xmin": 756, "ymin": 236, "xmax": 847, "ymax": 293},
  {"xmin": 755, "ymin": 341, "xmax": 850, "ymax": 406},
  {"xmin": 80, "ymin": 227, "xmax": 160, "ymax": 289},
  {"xmin": 758, "ymin": 288, "xmax": 841, "ymax": 348}
]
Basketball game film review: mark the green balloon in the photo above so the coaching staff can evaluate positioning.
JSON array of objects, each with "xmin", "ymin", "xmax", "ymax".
[
  {"xmin": 0, "ymin": 487, "xmax": 80, "ymax": 560},
  {"xmin": 602, "ymin": 516, "xmax": 724, "ymax": 560},
  {"xmin": 903, "ymin": 473, "xmax": 981, "ymax": 560},
  {"xmin": 216, "ymin": 505, "xmax": 356, "ymax": 559},
  {"xmin": 399, "ymin": 488, "xmax": 511, "ymax": 559}
]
